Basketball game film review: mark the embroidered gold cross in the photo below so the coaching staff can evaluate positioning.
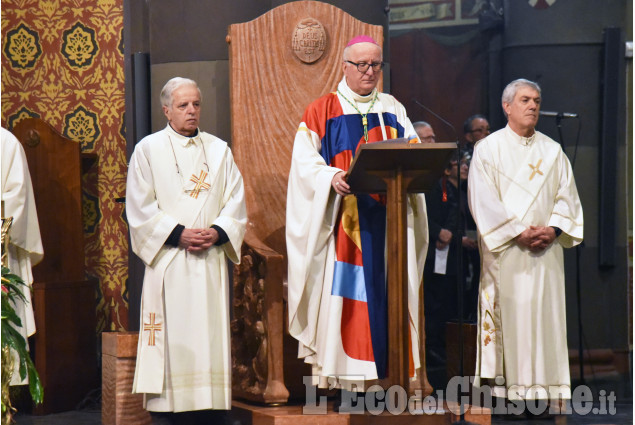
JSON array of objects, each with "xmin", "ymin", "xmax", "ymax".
[
  {"xmin": 143, "ymin": 312, "xmax": 162, "ymax": 346},
  {"xmin": 188, "ymin": 170, "xmax": 211, "ymax": 199},
  {"xmin": 528, "ymin": 159, "xmax": 543, "ymax": 181}
]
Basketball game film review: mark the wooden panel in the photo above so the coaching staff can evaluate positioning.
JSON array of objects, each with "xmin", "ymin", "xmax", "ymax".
[
  {"xmin": 445, "ymin": 322, "xmax": 477, "ymax": 380},
  {"xmin": 102, "ymin": 331, "xmax": 140, "ymax": 358},
  {"xmin": 102, "ymin": 332, "xmax": 151, "ymax": 425},
  {"xmin": 11, "ymin": 118, "xmax": 84, "ymax": 283},
  {"xmin": 10, "ymin": 118, "xmax": 97, "ymax": 414},
  {"xmin": 102, "ymin": 354, "xmax": 117, "ymax": 424},
  {"xmin": 32, "ymin": 280, "xmax": 98, "ymax": 414},
  {"xmin": 228, "ymin": 1, "xmax": 382, "ymax": 255}
]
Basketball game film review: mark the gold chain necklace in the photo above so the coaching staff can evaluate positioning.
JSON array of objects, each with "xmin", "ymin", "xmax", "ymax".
[
  {"xmin": 168, "ymin": 134, "xmax": 210, "ymax": 199},
  {"xmin": 337, "ymin": 89, "xmax": 378, "ymax": 142}
]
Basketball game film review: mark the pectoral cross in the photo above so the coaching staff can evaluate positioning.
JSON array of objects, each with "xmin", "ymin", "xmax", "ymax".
[
  {"xmin": 189, "ymin": 170, "xmax": 211, "ymax": 199},
  {"xmin": 528, "ymin": 159, "xmax": 543, "ymax": 181},
  {"xmin": 143, "ymin": 312, "xmax": 162, "ymax": 346}
]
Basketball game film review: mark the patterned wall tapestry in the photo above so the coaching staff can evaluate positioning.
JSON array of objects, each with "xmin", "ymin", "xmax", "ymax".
[{"xmin": 1, "ymin": 0, "xmax": 129, "ymax": 332}]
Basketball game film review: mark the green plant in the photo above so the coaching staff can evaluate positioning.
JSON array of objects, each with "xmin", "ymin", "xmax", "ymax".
[{"xmin": 1, "ymin": 266, "xmax": 43, "ymax": 423}]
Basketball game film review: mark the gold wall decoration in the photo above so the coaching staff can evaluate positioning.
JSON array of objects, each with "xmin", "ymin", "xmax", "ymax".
[
  {"xmin": 3, "ymin": 23, "xmax": 42, "ymax": 70},
  {"xmin": 61, "ymin": 22, "xmax": 99, "ymax": 70},
  {"xmin": 1, "ymin": 0, "xmax": 128, "ymax": 333},
  {"xmin": 7, "ymin": 107, "xmax": 40, "ymax": 130},
  {"xmin": 63, "ymin": 105, "xmax": 101, "ymax": 151}
]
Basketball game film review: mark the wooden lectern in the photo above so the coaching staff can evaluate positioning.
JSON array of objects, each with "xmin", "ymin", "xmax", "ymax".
[
  {"xmin": 347, "ymin": 140, "xmax": 456, "ymax": 391},
  {"xmin": 11, "ymin": 118, "xmax": 98, "ymax": 414}
]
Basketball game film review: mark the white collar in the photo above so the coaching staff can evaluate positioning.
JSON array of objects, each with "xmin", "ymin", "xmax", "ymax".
[
  {"xmin": 337, "ymin": 77, "xmax": 378, "ymax": 104},
  {"xmin": 165, "ymin": 124, "xmax": 201, "ymax": 146},
  {"xmin": 505, "ymin": 124, "xmax": 536, "ymax": 146}
]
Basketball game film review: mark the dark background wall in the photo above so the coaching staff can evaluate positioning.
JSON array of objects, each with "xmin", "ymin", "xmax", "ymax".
[{"xmin": 123, "ymin": 0, "xmax": 633, "ymax": 362}]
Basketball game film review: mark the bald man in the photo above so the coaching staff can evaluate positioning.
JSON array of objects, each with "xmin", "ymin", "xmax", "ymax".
[{"xmin": 286, "ymin": 35, "xmax": 428, "ymax": 396}]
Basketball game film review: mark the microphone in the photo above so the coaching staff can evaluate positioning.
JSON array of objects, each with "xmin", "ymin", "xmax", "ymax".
[
  {"xmin": 539, "ymin": 110, "xmax": 578, "ymax": 118},
  {"xmin": 411, "ymin": 99, "xmax": 459, "ymax": 144}
]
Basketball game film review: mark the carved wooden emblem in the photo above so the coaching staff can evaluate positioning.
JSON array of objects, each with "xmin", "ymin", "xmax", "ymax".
[
  {"xmin": 291, "ymin": 18, "xmax": 327, "ymax": 63},
  {"xmin": 25, "ymin": 129, "xmax": 40, "ymax": 147}
]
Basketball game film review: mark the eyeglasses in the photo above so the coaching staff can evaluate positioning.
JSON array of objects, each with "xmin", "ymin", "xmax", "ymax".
[{"xmin": 345, "ymin": 60, "xmax": 385, "ymax": 73}]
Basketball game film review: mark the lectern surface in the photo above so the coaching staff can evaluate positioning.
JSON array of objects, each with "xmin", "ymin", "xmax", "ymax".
[{"xmin": 346, "ymin": 141, "xmax": 456, "ymax": 193}]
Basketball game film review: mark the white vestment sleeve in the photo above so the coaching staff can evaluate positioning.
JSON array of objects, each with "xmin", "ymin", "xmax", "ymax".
[
  {"xmin": 1, "ymin": 128, "xmax": 44, "ymax": 265},
  {"xmin": 548, "ymin": 151, "xmax": 583, "ymax": 248},
  {"xmin": 126, "ymin": 143, "xmax": 179, "ymax": 266},
  {"xmin": 286, "ymin": 124, "xmax": 341, "ymax": 348},
  {"xmin": 1, "ymin": 128, "xmax": 44, "ymax": 383},
  {"xmin": 468, "ymin": 140, "xmax": 526, "ymax": 253},
  {"xmin": 212, "ymin": 147, "xmax": 247, "ymax": 264}
]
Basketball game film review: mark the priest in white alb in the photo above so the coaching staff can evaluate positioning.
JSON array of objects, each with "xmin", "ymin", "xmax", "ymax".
[
  {"xmin": 1, "ymin": 127, "xmax": 44, "ymax": 386},
  {"xmin": 468, "ymin": 78, "xmax": 583, "ymax": 413},
  {"xmin": 127, "ymin": 77, "xmax": 246, "ymax": 422}
]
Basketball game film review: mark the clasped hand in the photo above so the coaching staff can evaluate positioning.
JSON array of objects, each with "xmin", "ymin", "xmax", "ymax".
[
  {"xmin": 515, "ymin": 226, "xmax": 556, "ymax": 252},
  {"xmin": 179, "ymin": 228, "xmax": 219, "ymax": 252}
]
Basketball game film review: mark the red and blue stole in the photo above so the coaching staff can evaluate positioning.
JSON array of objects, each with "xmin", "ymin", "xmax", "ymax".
[{"xmin": 303, "ymin": 92, "xmax": 407, "ymax": 379}]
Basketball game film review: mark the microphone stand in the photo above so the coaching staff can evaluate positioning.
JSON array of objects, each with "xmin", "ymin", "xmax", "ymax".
[
  {"xmin": 556, "ymin": 115, "xmax": 565, "ymax": 149},
  {"xmin": 542, "ymin": 113, "xmax": 585, "ymax": 384},
  {"xmin": 412, "ymin": 100, "xmax": 476, "ymax": 424}
]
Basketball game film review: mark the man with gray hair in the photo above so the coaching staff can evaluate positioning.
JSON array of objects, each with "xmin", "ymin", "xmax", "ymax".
[
  {"xmin": 468, "ymin": 78, "xmax": 583, "ymax": 415},
  {"xmin": 127, "ymin": 77, "xmax": 246, "ymax": 423},
  {"xmin": 462, "ymin": 114, "xmax": 490, "ymax": 157},
  {"xmin": 413, "ymin": 120, "xmax": 436, "ymax": 143}
]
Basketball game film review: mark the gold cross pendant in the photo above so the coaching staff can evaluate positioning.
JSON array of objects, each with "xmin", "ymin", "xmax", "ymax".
[
  {"xmin": 528, "ymin": 159, "xmax": 544, "ymax": 181},
  {"xmin": 189, "ymin": 170, "xmax": 211, "ymax": 199}
]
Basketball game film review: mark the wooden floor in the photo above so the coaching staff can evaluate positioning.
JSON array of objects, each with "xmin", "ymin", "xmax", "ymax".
[{"xmin": 231, "ymin": 399, "xmax": 491, "ymax": 425}]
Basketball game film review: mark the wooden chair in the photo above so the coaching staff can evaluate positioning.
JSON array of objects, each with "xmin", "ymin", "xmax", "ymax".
[
  {"xmin": 11, "ymin": 118, "xmax": 98, "ymax": 414},
  {"xmin": 226, "ymin": 1, "xmax": 416, "ymax": 404}
]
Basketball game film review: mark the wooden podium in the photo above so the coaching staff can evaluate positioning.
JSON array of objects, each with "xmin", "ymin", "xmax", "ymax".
[
  {"xmin": 347, "ymin": 140, "xmax": 456, "ymax": 391},
  {"xmin": 11, "ymin": 118, "xmax": 98, "ymax": 414}
]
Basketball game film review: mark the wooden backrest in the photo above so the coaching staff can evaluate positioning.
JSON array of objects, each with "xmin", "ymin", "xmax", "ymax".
[
  {"xmin": 228, "ymin": 1, "xmax": 382, "ymax": 255},
  {"xmin": 11, "ymin": 118, "xmax": 85, "ymax": 283}
]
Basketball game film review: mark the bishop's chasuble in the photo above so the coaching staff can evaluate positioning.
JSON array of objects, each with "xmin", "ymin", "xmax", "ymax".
[
  {"xmin": 1, "ymin": 128, "xmax": 44, "ymax": 385},
  {"xmin": 127, "ymin": 125, "xmax": 246, "ymax": 412},
  {"xmin": 286, "ymin": 78, "xmax": 429, "ymax": 390},
  {"xmin": 468, "ymin": 125, "xmax": 583, "ymax": 400}
]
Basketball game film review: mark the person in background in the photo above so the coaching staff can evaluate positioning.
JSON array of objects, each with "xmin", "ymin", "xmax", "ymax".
[
  {"xmin": 462, "ymin": 114, "xmax": 490, "ymax": 157},
  {"xmin": 413, "ymin": 120, "xmax": 436, "ymax": 143},
  {"xmin": 461, "ymin": 114, "xmax": 490, "ymax": 321},
  {"xmin": 422, "ymin": 152, "xmax": 469, "ymax": 389}
]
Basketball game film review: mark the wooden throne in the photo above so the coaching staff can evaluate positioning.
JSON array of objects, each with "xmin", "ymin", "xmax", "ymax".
[
  {"xmin": 227, "ymin": 1, "xmax": 429, "ymax": 405},
  {"xmin": 11, "ymin": 118, "xmax": 98, "ymax": 414}
]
